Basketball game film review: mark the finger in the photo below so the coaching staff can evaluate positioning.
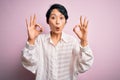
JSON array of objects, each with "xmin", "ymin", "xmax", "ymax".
[
  {"xmin": 40, "ymin": 26, "xmax": 44, "ymax": 32},
  {"xmin": 83, "ymin": 17, "xmax": 86, "ymax": 27},
  {"xmin": 35, "ymin": 24, "xmax": 41, "ymax": 28},
  {"xmin": 25, "ymin": 19, "xmax": 29, "ymax": 35},
  {"xmin": 73, "ymin": 25, "xmax": 77, "ymax": 32},
  {"xmin": 35, "ymin": 24, "xmax": 44, "ymax": 32},
  {"xmin": 26, "ymin": 19, "xmax": 28, "ymax": 28},
  {"xmin": 38, "ymin": 26, "xmax": 44, "ymax": 32},
  {"xmin": 86, "ymin": 20, "xmax": 89, "ymax": 28},
  {"xmin": 79, "ymin": 24, "xmax": 82, "ymax": 30},
  {"xmin": 80, "ymin": 16, "xmax": 83, "ymax": 27},
  {"xmin": 37, "ymin": 29, "xmax": 43, "ymax": 35},
  {"xmin": 33, "ymin": 14, "xmax": 36, "ymax": 25},
  {"xmin": 30, "ymin": 16, "xmax": 32, "ymax": 26}
]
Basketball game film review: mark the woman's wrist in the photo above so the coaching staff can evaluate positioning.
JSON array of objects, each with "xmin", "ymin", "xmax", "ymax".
[
  {"xmin": 80, "ymin": 40, "xmax": 88, "ymax": 47},
  {"xmin": 27, "ymin": 38, "xmax": 35, "ymax": 45}
]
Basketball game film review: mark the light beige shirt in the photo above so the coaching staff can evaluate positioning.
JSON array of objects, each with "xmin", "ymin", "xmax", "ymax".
[{"xmin": 22, "ymin": 32, "xmax": 94, "ymax": 80}]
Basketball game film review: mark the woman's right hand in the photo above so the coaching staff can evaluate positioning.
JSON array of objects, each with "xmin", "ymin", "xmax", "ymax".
[{"xmin": 26, "ymin": 14, "xmax": 43, "ymax": 44}]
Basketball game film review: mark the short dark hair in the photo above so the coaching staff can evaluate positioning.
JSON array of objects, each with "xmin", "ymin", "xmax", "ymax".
[{"xmin": 46, "ymin": 4, "xmax": 69, "ymax": 23}]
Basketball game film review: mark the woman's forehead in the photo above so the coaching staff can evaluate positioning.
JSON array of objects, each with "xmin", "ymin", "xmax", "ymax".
[{"xmin": 50, "ymin": 9, "xmax": 63, "ymax": 16}]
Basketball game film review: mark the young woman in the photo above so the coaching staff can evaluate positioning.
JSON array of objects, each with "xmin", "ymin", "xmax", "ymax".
[{"xmin": 22, "ymin": 4, "xmax": 94, "ymax": 80}]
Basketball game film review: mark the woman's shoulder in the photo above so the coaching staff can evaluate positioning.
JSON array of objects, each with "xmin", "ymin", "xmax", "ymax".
[
  {"xmin": 38, "ymin": 33, "xmax": 49, "ymax": 38},
  {"xmin": 63, "ymin": 32, "xmax": 77, "ymax": 42},
  {"xmin": 36, "ymin": 33, "xmax": 49, "ymax": 42}
]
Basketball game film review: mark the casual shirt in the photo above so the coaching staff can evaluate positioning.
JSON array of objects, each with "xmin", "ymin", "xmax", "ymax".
[{"xmin": 22, "ymin": 32, "xmax": 94, "ymax": 80}]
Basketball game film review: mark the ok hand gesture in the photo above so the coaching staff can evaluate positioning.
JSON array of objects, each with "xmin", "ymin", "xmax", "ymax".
[
  {"xmin": 26, "ymin": 14, "xmax": 43, "ymax": 44},
  {"xmin": 73, "ymin": 16, "xmax": 88, "ymax": 47}
]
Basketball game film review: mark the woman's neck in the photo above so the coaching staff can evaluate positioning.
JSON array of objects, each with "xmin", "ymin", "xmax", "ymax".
[{"xmin": 50, "ymin": 31, "xmax": 62, "ymax": 45}]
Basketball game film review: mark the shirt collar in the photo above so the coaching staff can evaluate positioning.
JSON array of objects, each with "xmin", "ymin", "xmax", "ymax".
[
  {"xmin": 61, "ymin": 32, "xmax": 68, "ymax": 42},
  {"xmin": 46, "ymin": 32, "xmax": 68, "ymax": 43}
]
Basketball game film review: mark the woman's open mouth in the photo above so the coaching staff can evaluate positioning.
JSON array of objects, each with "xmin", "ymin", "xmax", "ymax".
[{"xmin": 55, "ymin": 27, "xmax": 60, "ymax": 31}]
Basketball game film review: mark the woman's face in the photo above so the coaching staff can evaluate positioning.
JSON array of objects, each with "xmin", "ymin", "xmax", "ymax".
[{"xmin": 48, "ymin": 9, "xmax": 66, "ymax": 34}]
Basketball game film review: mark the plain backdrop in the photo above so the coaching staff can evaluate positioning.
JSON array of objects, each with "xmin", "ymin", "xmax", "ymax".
[{"xmin": 0, "ymin": 0, "xmax": 120, "ymax": 80}]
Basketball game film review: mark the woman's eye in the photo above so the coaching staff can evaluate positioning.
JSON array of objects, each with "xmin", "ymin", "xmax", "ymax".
[
  {"xmin": 51, "ymin": 17, "xmax": 55, "ymax": 19},
  {"xmin": 60, "ymin": 17, "xmax": 63, "ymax": 19},
  {"xmin": 60, "ymin": 17, "xmax": 64, "ymax": 20}
]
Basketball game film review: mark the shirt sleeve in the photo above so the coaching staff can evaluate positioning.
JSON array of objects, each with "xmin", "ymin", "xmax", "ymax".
[
  {"xmin": 73, "ymin": 39, "xmax": 94, "ymax": 79},
  {"xmin": 21, "ymin": 35, "xmax": 42, "ymax": 74}
]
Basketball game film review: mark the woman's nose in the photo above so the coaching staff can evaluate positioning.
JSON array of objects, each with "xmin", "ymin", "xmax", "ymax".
[{"xmin": 56, "ymin": 18, "xmax": 60, "ymax": 25}]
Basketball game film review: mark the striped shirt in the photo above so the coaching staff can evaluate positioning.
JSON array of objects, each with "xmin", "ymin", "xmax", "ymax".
[{"xmin": 22, "ymin": 32, "xmax": 94, "ymax": 80}]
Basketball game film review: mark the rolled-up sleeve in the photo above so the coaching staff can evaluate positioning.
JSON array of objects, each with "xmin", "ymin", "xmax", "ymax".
[
  {"xmin": 73, "ymin": 39, "xmax": 94, "ymax": 79},
  {"xmin": 21, "ymin": 41, "xmax": 39, "ymax": 74},
  {"xmin": 77, "ymin": 45, "xmax": 94, "ymax": 73}
]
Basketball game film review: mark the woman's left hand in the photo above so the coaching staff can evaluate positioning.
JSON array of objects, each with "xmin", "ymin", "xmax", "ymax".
[{"xmin": 73, "ymin": 16, "xmax": 88, "ymax": 46}]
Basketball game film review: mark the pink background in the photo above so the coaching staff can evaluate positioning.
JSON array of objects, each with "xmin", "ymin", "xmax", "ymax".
[{"xmin": 0, "ymin": 0, "xmax": 120, "ymax": 80}]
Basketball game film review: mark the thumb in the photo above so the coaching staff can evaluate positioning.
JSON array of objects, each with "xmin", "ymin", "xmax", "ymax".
[{"xmin": 73, "ymin": 25, "xmax": 80, "ymax": 33}]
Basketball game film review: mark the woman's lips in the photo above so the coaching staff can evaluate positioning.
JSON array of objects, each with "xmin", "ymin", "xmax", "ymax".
[{"xmin": 56, "ymin": 27, "xmax": 60, "ymax": 31}]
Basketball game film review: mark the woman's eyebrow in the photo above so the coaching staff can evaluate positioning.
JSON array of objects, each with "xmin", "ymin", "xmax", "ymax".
[
  {"xmin": 50, "ymin": 14, "xmax": 63, "ymax": 17},
  {"xmin": 50, "ymin": 14, "xmax": 56, "ymax": 16}
]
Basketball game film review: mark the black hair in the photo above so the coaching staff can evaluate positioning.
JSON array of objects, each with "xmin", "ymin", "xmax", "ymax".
[{"xmin": 46, "ymin": 4, "xmax": 68, "ymax": 23}]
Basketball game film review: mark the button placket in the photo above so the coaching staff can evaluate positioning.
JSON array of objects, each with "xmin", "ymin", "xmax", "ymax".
[{"xmin": 51, "ymin": 46, "xmax": 59, "ymax": 80}]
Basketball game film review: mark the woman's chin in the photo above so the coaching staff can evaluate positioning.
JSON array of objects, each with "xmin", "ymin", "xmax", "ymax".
[{"xmin": 52, "ymin": 31, "xmax": 62, "ymax": 34}]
